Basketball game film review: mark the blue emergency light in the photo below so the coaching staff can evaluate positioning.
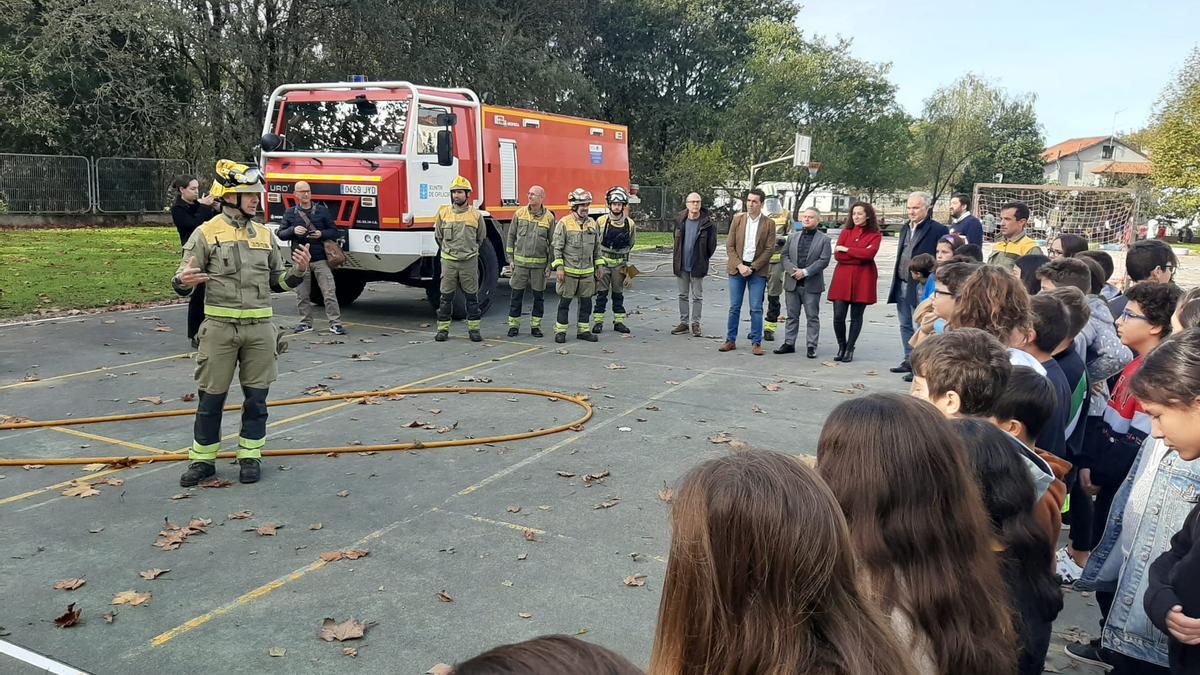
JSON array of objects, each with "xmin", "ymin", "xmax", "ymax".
[{"xmin": 350, "ymin": 75, "xmax": 367, "ymax": 83}]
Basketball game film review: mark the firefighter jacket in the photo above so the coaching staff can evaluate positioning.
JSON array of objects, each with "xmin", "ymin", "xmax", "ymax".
[
  {"xmin": 769, "ymin": 217, "xmax": 788, "ymax": 263},
  {"xmin": 597, "ymin": 214, "xmax": 636, "ymax": 266},
  {"xmin": 435, "ymin": 204, "xmax": 487, "ymax": 261},
  {"xmin": 552, "ymin": 212, "xmax": 602, "ymax": 277},
  {"xmin": 173, "ymin": 211, "xmax": 305, "ymax": 322},
  {"xmin": 505, "ymin": 206, "xmax": 555, "ymax": 268}
]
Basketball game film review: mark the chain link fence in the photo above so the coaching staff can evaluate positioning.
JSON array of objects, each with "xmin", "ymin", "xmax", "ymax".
[
  {"xmin": 95, "ymin": 157, "xmax": 191, "ymax": 213},
  {"xmin": 632, "ymin": 185, "xmax": 743, "ymax": 232},
  {"xmin": 0, "ymin": 153, "xmax": 92, "ymax": 213}
]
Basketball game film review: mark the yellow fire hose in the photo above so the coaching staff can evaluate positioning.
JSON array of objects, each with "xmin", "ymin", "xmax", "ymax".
[{"xmin": 0, "ymin": 387, "xmax": 593, "ymax": 467}]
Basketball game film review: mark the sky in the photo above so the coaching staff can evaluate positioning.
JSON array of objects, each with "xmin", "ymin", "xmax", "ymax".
[{"xmin": 796, "ymin": 0, "xmax": 1197, "ymax": 145}]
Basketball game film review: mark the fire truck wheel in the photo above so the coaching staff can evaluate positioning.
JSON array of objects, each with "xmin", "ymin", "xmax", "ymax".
[{"xmin": 309, "ymin": 271, "xmax": 367, "ymax": 307}]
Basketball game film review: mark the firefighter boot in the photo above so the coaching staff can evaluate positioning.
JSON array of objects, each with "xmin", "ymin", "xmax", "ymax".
[
  {"xmin": 530, "ymin": 319, "xmax": 544, "ymax": 338},
  {"xmin": 555, "ymin": 332, "xmax": 566, "ymax": 343},
  {"xmin": 182, "ymin": 390, "xmax": 227, "ymax": 486},
  {"xmin": 237, "ymin": 386, "xmax": 270, "ymax": 484},
  {"xmin": 239, "ymin": 459, "xmax": 261, "ymax": 484},
  {"xmin": 469, "ymin": 330, "xmax": 482, "ymax": 342},
  {"xmin": 180, "ymin": 462, "xmax": 216, "ymax": 487}
]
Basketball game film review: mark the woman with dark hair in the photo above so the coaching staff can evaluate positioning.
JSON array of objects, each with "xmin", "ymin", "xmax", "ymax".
[
  {"xmin": 827, "ymin": 202, "xmax": 882, "ymax": 362},
  {"xmin": 1049, "ymin": 233, "xmax": 1089, "ymax": 259},
  {"xmin": 817, "ymin": 394, "xmax": 1016, "ymax": 675},
  {"xmin": 454, "ymin": 634, "xmax": 642, "ymax": 674},
  {"xmin": 951, "ymin": 265, "xmax": 1044, "ymax": 374},
  {"xmin": 954, "ymin": 418, "xmax": 1063, "ymax": 675},
  {"xmin": 650, "ymin": 450, "xmax": 916, "ymax": 675},
  {"xmin": 170, "ymin": 174, "xmax": 215, "ymax": 347},
  {"xmin": 1012, "ymin": 254, "xmax": 1050, "ymax": 296}
]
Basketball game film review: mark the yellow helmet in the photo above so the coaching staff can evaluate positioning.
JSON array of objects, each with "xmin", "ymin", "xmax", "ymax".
[
  {"xmin": 209, "ymin": 159, "xmax": 264, "ymax": 199},
  {"xmin": 449, "ymin": 176, "xmax": 472, "ymax": 192}
]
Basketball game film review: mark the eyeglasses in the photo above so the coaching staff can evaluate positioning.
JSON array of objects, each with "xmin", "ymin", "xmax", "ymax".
[
  {"xmin": 1120, "ymin": 309, "xmax": 1149, "ymax": 322},
  {"xmin": 934, "ymin": 289, "xmax": 956, "ymax": 298},
  {"xmin": 686, "ymin": 200, "xmax": 701, "ymax": 204},
  {"xmin": 1159, "ymin": 264, "xmax": 1177, "ymax": 275},
  {"xmin": 1048, "ymin": 248, "xmax": 1064, "ymax": 256}
]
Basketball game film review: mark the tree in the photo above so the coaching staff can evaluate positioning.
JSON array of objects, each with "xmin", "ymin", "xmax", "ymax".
[
  {"xmin": 659, "ymin": 141, "xmax": 737, "ymax": 198},
  {"xmin": 951, "ymin": 99, "xmax": 1044, "ymax": 194},
  {"xmin": 1149, "ymin": 46, "xmax": 1200, "ymax": 217}
]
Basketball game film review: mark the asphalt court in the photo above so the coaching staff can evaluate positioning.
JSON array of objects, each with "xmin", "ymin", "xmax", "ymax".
[{"xmin": 0, "ymin": 247, "xmax": 1107, "ymax": 674}]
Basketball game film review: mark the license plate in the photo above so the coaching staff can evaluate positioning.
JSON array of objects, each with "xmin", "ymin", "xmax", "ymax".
[{"xmin": 340, "ymin": 184, "xmax": 377, "ymax": 196}]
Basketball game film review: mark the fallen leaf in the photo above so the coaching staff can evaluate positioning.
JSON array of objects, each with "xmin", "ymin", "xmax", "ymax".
[
  {"xmin": 326, "ymin": 373, "xmax": 343, "ymax": 380},
  {"xmin": 53, "ymin": 578, "xmax": 86, "ymax": 591},
  {"xmin": 102, "ymin": 612, "xmax": 115, "ymax": 624},
  {"xmin": 343, "ymin": 647, "xmax": 358, "ymax": 657},
  {"xmin": 88, "ymin": 527, "xmax": 104, "ymax": 534},
  {"xmin": 821, "ymin": 361, "xmax": 838, "ymax": 368},
  {"xmin": 556, "ymin": 349, "xmax": 569, "ymax": 355},
  {"xmin": 309, "ymin": 523, "xmax": 322, "ymax": 530},
  {"xmin": 82, "ymin": 463, "xmax": 107, "ymax": 472},
  {"xmin": 623, "ymin": 574, "xmax": 647, "ymax": 587},
  {"xmin": 459, "ymin": 375, "xmax": 492, "ymax": 383},
  {"xmin": 139, "ymin": 568, "xmax": 169, "ymax": 580},
  {"xmin": 506, "ymin": 505, "xmax": 521, "ymax": 513},
  {"xmin": 435, "ymin": 590, "xmax": 454, "ymax": 603},
  {"xmin": 658, "ymin": 483, "xmax": 674, "ymax": 503},
  {"xmin": 556, "ymin": 470, "xmax": 576, "ymax": 478},
  {"xmin": 419, "ymin": 322, "xmax": 432, "ymax": 328},
  {"xmin": 386, "ymin": 393, "xmax": 406, "ymax": 400},
  {"xmin": 760, "ymin": 382, "xmax": 782, "ymax": 392},
  {"xmin": 54, "ymin": 603, "xmax": 82, "ymax": 628},
  {"xmin": 180, "ymin": 392, "xmax": 196, "ymax": 402},
  {"xmin": 227, "ymin": 510, "xmax": 253, "ymax": 520},
  {"xmin": 833, "ymin": 388, "xmax": 856, "ymax": 395},
  {"xmin": 22, "ymin": 464, "xmax": 45, "ymax": 470},
  {"xmin": 583, "ymin": 471, "xmax": 610, "ymax": 483},
  {"xmin": 319, "ymin": 617, "xmax": 373, "ymax": 642},
  {"xmin": 853, "ymin": 382, "xmax": 866, "ymax": 390},
  {"xmin": 169, "ymin": 493, "xmax": 191, "ymax": 500},
  {"xmin": 605, "ymin": 362, "xmax": 626, "ymax": 370},
  {"xmin": 357, "ymin": 396, "xmax": 382, "ymax": 405},
  {"xmin": 96, "ymin": 478, "xmax": 124, "ymax": 486},
  {"xmin": 588, "ymin": 384, "xmax": 604, "ymax": 390},
  {"xmin": 751, "ymin": 404, "xmax": 765, "ymax": 414},
  {"xmin": 428, "ymin": 408, "xmax": 443, "ymax": 414},
  {"xmin": 62, "ymin": 482, "xmax": 100, "ymax": 498},
  {"xmin": 137, "ymin": 396, "xmax": 163, "ymax": 405},
  {"xmin": 269, "ymin": 647, "xmax": 286, "ymax": 657},
  {"xmin": 617, "ymin": 426, "xmax": 632, "ymax": 432},
  {"xmin": 665, "ymin": 380, "xmax": 681, "ymax": 385},
  {"xmin": 198, "ymin": 478, "xmax": 233, "ymax": 488},
  {"xmin": 320, "ymin": 551, "xmax": 345, "ymax": 562},
  {"xmin": 256, "ymin": 523, "xmax": 279, "ymax": 536},
  {"xmin": 350, "ymin": 352, "xmax": 378, "ymax": 361},
  {"xmin": 111, "ymin": 590, "xmax": 151, "ymax": 606},
  {"xmin": 343, "ymin": 549, "xmax": 369, "ymax": 560},
  {"xmin": 708, "ymin": 432, "xmax": 733, "ymax": 444},
  {"xmin": 524, "ymin": 530, "xmax": 537, "ymax": 541},
  {"xmin": 865, "ymin": 369, "xmax": 879, "ymax": 376},
  {"xmin": 728, "ymin": 440, "xmax": 750, "ymax": 451},
  {"xmin": 154, "ymin": 325, "xmax": 173, "ymax": 332},
  {"xmin": 304, "ymin": 383, "xmax": 332, "ymax": 397},
  {"xmin": 517, "ymin": 553, "xmax": 528, "ymax": 561},
  {"xmin": 336, "ymin": 490, "xmax": 350, "ymax": 498},
  {"xmin": 645, "ymin": 405, "xmax": 660, "ymax": 411},
  {"xmin": 518, "ymin": 612, "xmax": 533, "ymax": 619},
  {"xmin": 593, "ymin": 498, "xmax": 620, "ymax": 509},
  {"xmin": 402, "ymin": 420, "xmax": 425, "ymax": 428}
]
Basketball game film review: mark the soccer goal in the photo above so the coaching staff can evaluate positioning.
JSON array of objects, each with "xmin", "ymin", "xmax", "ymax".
[{"xmin": 972, "ymin": 183, "xmax": 1139, "ymax": 247}]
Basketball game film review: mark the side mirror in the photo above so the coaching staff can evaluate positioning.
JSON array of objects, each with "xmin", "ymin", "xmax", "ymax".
[
  {"xmin": 437, "ymin": 130, "xmax": 454, "ymax": 167},
  {"xmin": 436, "ymin": 113, "xmax": 458, "ymax": 127},
  {"xmin": 261, "ymin": 133, "xmax": 284, "ymax": 151}
]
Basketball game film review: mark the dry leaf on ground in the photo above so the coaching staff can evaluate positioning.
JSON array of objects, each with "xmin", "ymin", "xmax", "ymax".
[
  {"xmin": 435, "ymin": 591, "xmax": 454, "ymax": 603},
  {"xmin": 760, "ymin": 382, "xmax": 782, "ymax": 392},
  {"xmin": 593, "ymin": 498, "xmax": 620, "ymax": 509},
  {"xmin": 556, "ymin": 471, "xmax": 576, "ymax": 478},
  {"xmin": 22, "ymin": 464, "xmax": 45, "ymax": 470},
  {"xmin": 102, "ymin": 612, "xmax": 115, "ymax": 624},
  {"xmin": 518, "ymin": 612, "xmax": 533, "ymax": 619},
  {"xmin": 524, "ymin": 530, "xmax": 537, "ymax": 542},
  {"xmin": 269, "ymin": 647, "xmax": 286, "ymax": 657},
  {"xmin": 111, "ymin": 590, "xmax": 151, "ymax": 606},
  {"xmin": 139, "ymin": 568, "xmax": 169, "ymax": 580},
  {"xmin": 137, "ymin": 396, "xmax": 163, "ymax": 405},
  {"xmin": 319, "ymin": 617, "xmax": 373, "ymax": 642},
  {"xmin": 95, "ymin": 478, "xmax": 123, "ymax": 486},
  {"xmin": 82, "ymin": 463, "xmax": 107, "ymax": 472},
  {"xmin": 583, "ymin": 470, "xmax": 610, "ymax": 483},
  {"xmin": 53, "ymin": 578, "xmax": 86, "ymax": 591},
  {"xmin": 623, "ymin": 574, "xmax": 648, "ymax": 587},
  {"xmin": 227, "ymin": 510, "xmax": 253, "ymax": 520},
  {"xmin": 62, "ymin": 482, "xmax": 100, "ymax": 498},
  {"xmin": 343, "ymin": 647, "xmax": 358, "ymax": 657},
  {"xmin": 336, "ymin": 490, "xmax": 350, "ymax": 498},
  {"xmin": 198, "ymin": 478, "xmax": 233, "ymax": 488},
  {"xmin": 751, "ymin": 404, "xmax": 765, "ymax": 414},
  {"xmin": 154, "ymin": 326, "xmax": 173, "ymax": 332},
  {"xmin": 309, "ymin": 523, "xmax": 322, "ymax": 530},
  {"xmin": 54, "ymin": 603, "xmax": 82, "ymax": 628},
  {"xmin": 506, "ymin": 505, "xmax": 521, "ymax": 513},
  {"xmin": 605, "ymin": 363, "xmax": 626, "ymax": 370},
  {"xmin": 256, "ymin": 523, "xmax": 279, "ymax": 536},
  {"xmin": 658, "ymin": 483, "xmax": 674, "ymax": 503}
]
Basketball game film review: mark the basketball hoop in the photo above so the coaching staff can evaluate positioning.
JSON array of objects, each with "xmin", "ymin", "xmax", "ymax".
[{"xmin": 807, "ymin": 162, "xmax": 821, "ymax": 179}]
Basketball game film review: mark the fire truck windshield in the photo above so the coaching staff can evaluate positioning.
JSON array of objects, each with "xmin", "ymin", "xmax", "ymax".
[{"xmin": 278, "ymin": 99, "xmax": 410, "ymax": 154}]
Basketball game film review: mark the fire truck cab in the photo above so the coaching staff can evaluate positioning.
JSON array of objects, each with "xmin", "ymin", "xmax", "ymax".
[{"xmin": 258, "ymin": 80, "xmax": 630, "ymax": 316}]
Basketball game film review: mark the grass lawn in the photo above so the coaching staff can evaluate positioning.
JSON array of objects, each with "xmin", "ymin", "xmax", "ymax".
[
  {"xmin": 0, "ymin": 227, "xmax": 181, "ymax": 320},
  {"xmin": 632, "ymin": 231, "xmax": 673, "ymax": 251}
]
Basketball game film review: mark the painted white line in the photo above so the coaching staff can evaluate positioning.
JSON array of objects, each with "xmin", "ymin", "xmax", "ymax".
[{"xmin": 0, "ymin": 639, "xmax": 89, "ymax": 674}]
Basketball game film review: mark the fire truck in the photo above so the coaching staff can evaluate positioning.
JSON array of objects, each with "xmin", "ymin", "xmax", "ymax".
[{"xmin": 257, "ymin": 80, "xmax": 631, "ymax": 316}]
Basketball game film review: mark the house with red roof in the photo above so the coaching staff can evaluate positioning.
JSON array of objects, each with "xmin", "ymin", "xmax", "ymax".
[{"xmin": 1042, "ymin": 136, "xmax": 1151, "ymax": 186}]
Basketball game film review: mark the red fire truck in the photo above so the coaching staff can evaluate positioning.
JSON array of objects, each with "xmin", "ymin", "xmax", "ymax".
[{"xmin": 258, "ymin": 80, "xmax": 631, "ymax": 315}]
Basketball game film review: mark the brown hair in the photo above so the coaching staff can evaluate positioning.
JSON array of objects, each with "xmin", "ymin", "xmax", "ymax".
[
  {"xmin": 936, "ymin": 261, "xmax": 981, "ymax": 295},
  {"xmin": 910, "ymin": 328, "xmax": 1011, "ymax": 414},
  {"xmin": 1035, "ymin": 257, "xmax": 1092, "ymax": 294},
  {"xmin": 1132, "ymin": 328, "xmax": 1200, "ymax": 407},
  {"xmin": 651, "ymin": 450, "xmax": 916, "ymax": 675},
  {"xmin": 1046, "ymin": 286, "xmax": 1091, "ymax": 340},
  {"xmin": 1029, "ymin": 293, "xmax": 1068, "ymax": 353},
  {"xmin": 845, "ymin": 201, "xmax": 880, "ymax": 233},
  {"xmin": 1175, "ymin": 287, "xmax": 1200, "ymax": 331},
  {"xmin": 908, "ymin": 253, "xmax": 935, "ymax": 280},
  {"xmin": 951, "ymin": 265, "xmax": 1032, "ymax": 345},
  {"xmin": 454, "ymin": 635, "xmax": 643, "ymax": 675},
  {"xmin": 817, "ymin": 394, "xmax": 1016, "ymax": 674}
]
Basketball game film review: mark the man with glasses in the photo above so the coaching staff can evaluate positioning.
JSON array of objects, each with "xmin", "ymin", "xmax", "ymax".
[
  {"xmin": 719, "ymin": 189, "xmax": 774, "ymax": 355},
  {"xmin": 278, "ymin": 180, "xmax": 345, "ymax": 336},
  {"xmin": 1108, "ymin": 239, "xmax": 1179, "ymax": 319},
  {"xmin": 671, "ymin": 193, "xmax": 717, "ymax": 337},
  {"xmin": 504, "ymin": 185, "xmax": 555, "ymax": 337}
]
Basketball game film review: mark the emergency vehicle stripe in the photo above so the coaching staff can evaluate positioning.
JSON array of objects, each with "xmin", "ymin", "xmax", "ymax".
[
  {"xmin": 266, "ymin": 173, "xmax": 383, "ymax": 182},
  {"xmin": 205, "ymin": 306, "xmax": 274, "ymax": 319}
]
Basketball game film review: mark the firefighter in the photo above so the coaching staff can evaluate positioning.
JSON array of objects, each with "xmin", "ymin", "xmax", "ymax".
[
  {"xmin": 172, "ymin": 160, "xmax": 311, "ymax": 486},
  {"xmin": 434, "ymin": 176, "xmax": 487, "ymax": 343},
  {"xmin": 504, "ymin": 185, "xmax": 555, "ymax": 337},
  {"xmin": 551, "ymin": 188, "xmax": 603, "ymax": 343},
  {"xmin": 592, "ymin": 186, "xmax": 635, "ymax": 334},
  {"xmin": 763, "ymin": 206, "xmax": 790, "ymax": 341}
]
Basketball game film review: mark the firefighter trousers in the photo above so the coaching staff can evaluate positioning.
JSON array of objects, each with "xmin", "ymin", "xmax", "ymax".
[
  {"xmin": 190, "ymin": 319, "xmax": 280, "ymax": 463},
  {"xmin": 765, "ymin": 261, "xmax": 784, "ymax": 333},
  {"xmin": 593, "ymin": 263, "xmax": 626, "ymax": 324},
  {"xmin": 556, "ymin": 296, "xmax": 594, "ymax": 334},
  {"xmin": 437, "ymin": 258, "xmax": 481, "ymax": 332},
  {"xmin": 507, "ymin": 265, "xmax": 547, "ymax": 327}
]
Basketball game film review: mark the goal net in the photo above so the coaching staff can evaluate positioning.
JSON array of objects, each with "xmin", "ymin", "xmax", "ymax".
[{"xmin": 972, "ymin": 183, "xmax": 1139, "ymax": 247}]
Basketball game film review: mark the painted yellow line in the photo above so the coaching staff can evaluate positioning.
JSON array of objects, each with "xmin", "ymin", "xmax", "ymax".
[
  {"xmin": 49, "ymin": 427, "xmax": 170, "ymax": 455},
  {"xmin": 0, "ymin": 467, "xmax": 128, "ymax": 507},
  {"xmin": 147, "ymin": 514, "xmax": 419, "ymax": 648},
  {"xmin": 430, "ymin": 507, "xmax": 543, "ymax": 535},
  {"xmin": 0, "ymin": 353, "xmax": 191, "ymax": 391}
]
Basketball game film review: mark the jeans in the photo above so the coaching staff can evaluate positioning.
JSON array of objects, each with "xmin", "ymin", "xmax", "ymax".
[
  {"xmin": 726, "ymin": 273, "xmax": 766, "ymax": 344},
  {"xmin": 677, "ymin": 274, "xmax": 703, "ymax": 324},
  {"xmin": 896, "ymin": 281, "xmax": 916, "ymax": 361}
]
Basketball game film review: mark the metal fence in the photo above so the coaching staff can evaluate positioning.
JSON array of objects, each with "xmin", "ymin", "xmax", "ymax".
[
  {"xmin": 632, "ymin": 185, "xmax": 743, "ymax": 232},
  {"xmin": 95, "ymin": 157, "xmax": 191, "ymax": 213},
  {"xmin": 0, "ymin": 153, "xmax": 92, "ymax": 213}
]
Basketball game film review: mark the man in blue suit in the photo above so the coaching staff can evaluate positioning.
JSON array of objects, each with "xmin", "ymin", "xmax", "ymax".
[
  {"xmin": 887, "ymin": 191, "xmax": 948, "ymax": 380},
  {"xmin": 948, "ymin": 193, "xmax": 983, "ymax": 247}
]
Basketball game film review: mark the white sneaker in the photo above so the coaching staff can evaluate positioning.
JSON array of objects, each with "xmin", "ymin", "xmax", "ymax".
[{"xmin": 1056, "ymin": 547, "xmax": 1084, "ymax": 585}]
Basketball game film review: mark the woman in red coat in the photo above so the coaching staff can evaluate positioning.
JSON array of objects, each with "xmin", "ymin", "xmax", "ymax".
[{"xmin": 828, "ymin": 201, "xmax": 882, "ymax": 363}]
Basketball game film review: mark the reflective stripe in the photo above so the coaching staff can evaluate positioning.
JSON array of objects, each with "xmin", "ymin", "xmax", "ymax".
[
  {"xmin": 599, "ymin": 257, "xmax": 626, "ymax": 266},
  {"xmin": 564, "ymin": 266, "xmax": 595, "ymax": 275},
  {"xmin": 238, "ymin": 437, "xmax": 266, "ymax": 450},
  {"xmin": 770, "ymin": 253, "xmax": 782, "ymax": 262},
  {"xmin": 592, "ymin": 313, "xmax": 604, "ymax": 323},
  {"xmin": 531, "ymin": 316, "xmax": 542, "ymax": 327},
  {"xmin": 576, "ymin": 323, "xmax": 591, "ymax": 333},
  {"xmin": 555, "ymin": 322, "xmax": 569, "ymax": 333},
  {"xmin": 614, "ymin": 313, "xmax": 626, "ymax": 322},
  {"xmin": 440, "ymin": 252, "xmax": 478, "ymax": 261},
  {"xmin": 190, "ymin": 440, "xmax": 220, "ymax": 461},
  {"xmin": 514, "ymin": 254, "xmax": 547, "ymax": 265},
  {"xmin": 437, "ymin": 321, "xmax": 451, "ymax": 330},
  {"xmin": 205, "ymin": 305, "xmax": 273, "ymax": 319},
  {"xmin": 550, "ymin": 258, "xmax": 564, "ymax": 269},
  {"xmin": 467, "ymin": 320, "xmax": 481, "ymax": 330},
  {"xmin": 507, "ymin": 315, "xmax": 519, "ymax": 327}
]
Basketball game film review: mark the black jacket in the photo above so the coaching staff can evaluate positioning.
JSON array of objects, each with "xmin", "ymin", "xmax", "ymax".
[
  {"xmin": 171, "ymin": 199, "xmax": 214, "ymax": 246},
  {"xmin": 278, "ymin": 203, "xmax": 339, "ymax": 262},
  {"xmin": 887, "ymin": 215, "xmax": 948, "ymax": 305},
  {"xmin": 1147, "ymin": 500, "xmax": 1200, "ymax": 674},
  {"xmin": 672, "ymin": 209, "xmax": 718, "ymax": 278}
]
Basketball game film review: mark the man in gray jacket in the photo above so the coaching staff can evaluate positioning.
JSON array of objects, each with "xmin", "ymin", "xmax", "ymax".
[{"xmin": 775, "ymin": 207, "xmax": 832, "ymax": 358}]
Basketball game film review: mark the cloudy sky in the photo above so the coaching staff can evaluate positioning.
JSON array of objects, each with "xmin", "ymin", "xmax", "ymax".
[{"xmin": 796, "ymin": 0, "xmax": 1196, "ymax": 144}]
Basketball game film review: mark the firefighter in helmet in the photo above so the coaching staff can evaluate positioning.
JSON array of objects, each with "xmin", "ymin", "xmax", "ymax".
[
  {"xmin": 551, "ymin": 188, "xmax": 603, "ymax": 343},
  {"xmin": 434, "ymin": 175, "xmax": 487, "ymax": 342},
  {"xmin": 504, "ymin": 185, "xmax": 555, "ymax": 337},
  {"xmin": 172, "ymin": 160, "xmax": 311, "ymax": 486},
  {"xmin": 592, "ymin": 186, "xmax": 636, "ymax": 334},
  {"xmin": 763, "ymin": 196, "xmax": 791, "ymax": 341}
]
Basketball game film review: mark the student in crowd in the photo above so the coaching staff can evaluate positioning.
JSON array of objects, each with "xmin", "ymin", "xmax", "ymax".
[
  {"xmin": 818, "ymin": 393, "xmax": 1017, "ymax": 675},
  {"xmin": 903, "ymin": 261, "xmax": 982, "ymax": 372},
  {"xmin": 950, "ymin": 264, "xmax": 1045, "ymax": 375},
  {"xmin": 1078, "ymin": 255, "xmax": 1108, "ymax": 298},
  {"xmin": 1022, "ymin": 294, "xmax": 1073, "ymax": 459},
  {"xmin": 1139, "ymin": 329, "xmax": 1200, "ymax": 675},
  {"xmin": 1071, "ymin": 326, "xmax": 1196, "ymax": 674},
  {"xmin": 927, "ymin": 233, "xmax": 965, "ymax": 299},
  {"xmin": 650, "ymin": 450, "xmax": 916, "ymax": 675},
  {"xmin": 955, "ymin": 418, "xmax": 1064, "ymax": 675},
  {"xmin": 1048, "ymin": 233, "xmax": 1089, "ymax": 259},
  {"xmin": 1013, "ymin": 253, "xmax": 1051, "ymax": 297},
  {"xmin": 955, "ymin": 243, "xmax": 984, "ymax": 262},
  {"xmin": 1111, "ymin": 240, "xmax": 1179, "ymax": 317},
  {"xmin": 453, "ymin": 635, "xmax": 643, "ymax": 674},
  {"xmin": 1076, "ymin": 249, "xmax": 1122, "ymax": 303},
  {"xmin": 909, "ymin": 253, "xmax": 936, "ymax": 302}
]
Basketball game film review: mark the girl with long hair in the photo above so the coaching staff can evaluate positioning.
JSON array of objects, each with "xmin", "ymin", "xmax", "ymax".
[
  {"xmin": 454, "ymin": 635, "xmax": 643, "ymax": 675},
  {"xmin": 650, "ymin": 450, "xmax": 916, "ymax": 675},
  {"xmin": 817, "ymin": 393, "xmax": 1016, "ymax": 675},
  {"xmin": 954, "ymin": 418, "xmax": 1063, "ymax": 675},
  {"xmin": 827, "ymin": 201, "xmax": 882, "ymax": 363},
  {"xmin": 950, "ymin": 264, "xmax": 1044, "ymax": 374}
]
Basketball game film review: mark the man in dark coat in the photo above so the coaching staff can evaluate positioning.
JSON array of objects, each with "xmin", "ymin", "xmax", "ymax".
[
  {"xmin": 276, "ymin": 181, "xmax": 344, "ymax": 335},
  {"xmin": 671, "ymin": 192, "xmax": 718, "ymax": 337},
  {"xmin": 948, "ymin": 193, "xmax": 984, "ymax": 247},
  {"xmin": 887, "ymin": 191, "xmax": 948, "ymax": 378}
]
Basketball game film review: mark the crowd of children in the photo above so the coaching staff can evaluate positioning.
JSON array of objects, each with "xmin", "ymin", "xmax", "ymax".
[{"xmin": 435, "ymin": 234, "xmax": 1200, "ymax": 675}]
